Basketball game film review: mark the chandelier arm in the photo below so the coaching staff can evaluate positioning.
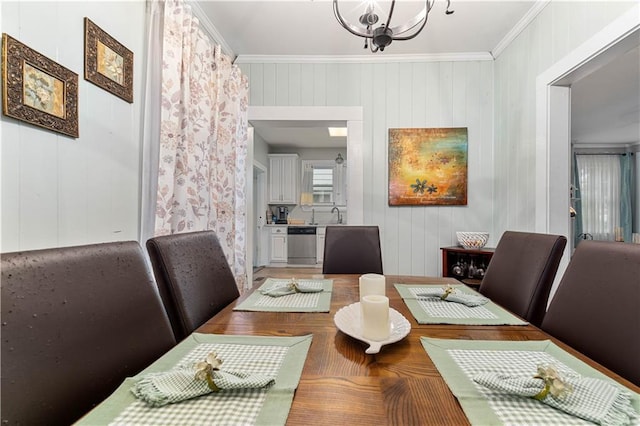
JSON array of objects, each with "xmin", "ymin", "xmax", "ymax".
[
  {"xmin": 388, "ymin": 0, "xmax": 434, "ymax": 37},
  {"xmin": 391, "ymin": 12, "xmax": 429, "ymax": 40},
  {"xmin": 384, "ymin": 0, "xmax": 396, "ymax": 29},
  {"xmin": 333, "ymin": 0, "xmax": 373, "ymax": 39}
]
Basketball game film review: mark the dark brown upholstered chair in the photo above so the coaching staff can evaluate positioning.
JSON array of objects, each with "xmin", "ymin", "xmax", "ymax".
[
  {"xmin": 478, "ymin": 231, "xmax": 567, "ymax": 326},
  {"xmin": 322, "ymin": 226, "xmax": 383, "ymax": 274},
  {"xmin": 1, "ymin": 241, "xmax": 176, "ymax": 426},
  {"xmin": 541, "ymin": 240, "xmax": 640, "ymax": 386},
  {"xmin": 146, "ymin": 230, "xmax": 240, "ymax": 341}
]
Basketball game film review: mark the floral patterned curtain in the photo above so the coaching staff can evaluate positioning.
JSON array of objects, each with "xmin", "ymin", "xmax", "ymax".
[{"xmin": 154, "ymin": 0, "xmax": 248, "ymax": 291}]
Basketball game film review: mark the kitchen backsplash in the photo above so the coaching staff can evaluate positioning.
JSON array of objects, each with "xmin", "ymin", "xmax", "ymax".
[{"xmin": 267, "ymin": 205, "xmax": 347, "ymax": 225}]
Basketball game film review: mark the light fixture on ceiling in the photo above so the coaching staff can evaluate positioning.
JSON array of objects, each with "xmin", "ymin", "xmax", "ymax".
[
  {"xmin": 335, "ymin": 153, "xmax": 344, "ymax": 164},
  {"xmin": 333, "ymin": 0, "xmax": 454, "ymax": 53},
  {"xmin": 328, "ymin": 127, "xmax": 348, "ymax": 137}
]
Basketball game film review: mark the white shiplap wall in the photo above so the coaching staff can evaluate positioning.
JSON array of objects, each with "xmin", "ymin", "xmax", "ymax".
[
  {"xmin": 493, "ymin": 1, "xmax": 636, "ymax": 236},
  {"xmin": 239, "ymin": 60, "xmax": 494, "ymax": 276},
  {"xmin": 1, "ymin": 1, "xmax": 146, "ymax": 252}
]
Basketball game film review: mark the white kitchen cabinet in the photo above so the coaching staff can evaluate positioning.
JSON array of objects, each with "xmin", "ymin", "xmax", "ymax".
[
  {"xmin": 269, "ymin": 226, "xmax": 288, "ymax": 263},
  {"xmin": 316, "ymin": 227, "xmax": 326, "ymax": 264},
  {"xmin": 268, "ymin": 154, "xmax": 299, "ymax": 204}
]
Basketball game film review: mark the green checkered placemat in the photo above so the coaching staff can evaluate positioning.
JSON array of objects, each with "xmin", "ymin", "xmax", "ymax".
[
  {"xmin": 421, "ymin": 338, "xmax": 640, "ymax": 425},
  {"xmin": 75, "ymin": 333, "xmax": 312, "ymax": 426},
  {"xmin": 234, "ymin": 278, "xmax": 333, "ymax": 312},
  {"xmin": 395, "ymin": 283, "xmax": 528, "ymax": 325}
]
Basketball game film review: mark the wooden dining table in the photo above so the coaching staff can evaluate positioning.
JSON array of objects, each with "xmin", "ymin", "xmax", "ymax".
[{"xmin": 197, "ymin": 271, "xmax": 640, "ymax": 425}]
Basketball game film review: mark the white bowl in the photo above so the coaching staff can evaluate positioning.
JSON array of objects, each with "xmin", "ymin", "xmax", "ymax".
[{"xmin": 456, "ymin": 232, "xmax": 489, "ymax": 250}]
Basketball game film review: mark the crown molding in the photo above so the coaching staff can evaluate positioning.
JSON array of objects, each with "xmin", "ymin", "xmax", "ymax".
[
  {"xmin": 188, "ymin": 1, "xmax": 236, "ymax": 60},
  {"xmin": 492, "ymin": 0, "xmax": 551, "ymax": 59},
  {"xmin": 234, "ymin": 52, "xmax": 493, "ymax": 64}
]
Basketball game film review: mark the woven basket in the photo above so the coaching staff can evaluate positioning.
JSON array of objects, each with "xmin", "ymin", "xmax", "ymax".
[{"xmin": 456, "ymin": 232, "xmax": 489, "ymax": 249}]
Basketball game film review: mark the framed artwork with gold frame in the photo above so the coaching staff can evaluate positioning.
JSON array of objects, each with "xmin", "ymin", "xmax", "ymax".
[
  {"xmin": 2, "ymin": 33, "xmax": 79, "ymax": 138},
  {"xmin": 84, "ymin": 18, "xmax": 133, "ymax": 103}
]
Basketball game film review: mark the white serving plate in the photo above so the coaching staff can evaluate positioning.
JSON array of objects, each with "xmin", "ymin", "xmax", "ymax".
[{"xmin": 334, "ymin": 302, "xmax": 411, "ymax": 354}]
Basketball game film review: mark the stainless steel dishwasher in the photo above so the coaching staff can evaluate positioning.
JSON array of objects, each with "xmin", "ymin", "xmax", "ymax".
[{"xmin": 287, "ymin": 226, "xmax": 317, "ymax": 265}]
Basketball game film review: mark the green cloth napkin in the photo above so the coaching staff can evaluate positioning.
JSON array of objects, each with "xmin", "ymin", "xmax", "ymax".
[
  {"xmin": 259, "ymin": 281, "xmax": 323, "ymax": 297},
  {"xmin": 473, "ymin": 372, "xmax": 637, "ymax": 426},
  {"xmin": 416, "ymin": 289, "xmax": 489, "ymax": 307},
  {"xmin": 131, "ymin": 366, "xmax": 275, "ymax": 407}
]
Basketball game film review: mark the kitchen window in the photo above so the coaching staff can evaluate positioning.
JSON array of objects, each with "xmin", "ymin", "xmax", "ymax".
[{"xmin": 301, "ymin": 160, "xmax": 346, "ymax": 207}]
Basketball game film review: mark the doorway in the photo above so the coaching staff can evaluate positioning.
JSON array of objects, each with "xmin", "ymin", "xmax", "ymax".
[
  {"xmin": 244, "ymin": 106, "xmax": 364, "ymax": 270},
  {"xmin": 253, "ymin": 161, "xmax": 267, "ymax": 267},
  {"xmin": 535, "ymin": 6, "xmax": 639, "ymax": 290},
  {"xmin": 248, "ymin": 106, "xmax": 364, "ymax": 221}
]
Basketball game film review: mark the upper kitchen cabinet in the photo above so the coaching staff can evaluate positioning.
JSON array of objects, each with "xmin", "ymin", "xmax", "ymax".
[{"xmin": 268, "ymin": 154, "xmax": 299, "ymax": 204}]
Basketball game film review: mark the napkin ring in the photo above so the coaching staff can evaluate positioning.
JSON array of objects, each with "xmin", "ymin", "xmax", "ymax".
[
  {"xmin": 195, "ymin": 351, "xmax": 223, "ymax": 392},
  {"xmin": 441, "ymin": 285, "xmax": 455, "ymax": 300},
  {"xmin": 204, "ymin": 374, "xmax": 221, "ymax": 392},
  {"xmin": 533, "ymin": 382, "xmax": 550, "ymax": 401},
  {"xmin": 288, "ymin": 277, "xmax": 300, "ymax": 293},
  {"xmin": 533, "ymin": 364, "xmax": 572, "ymax": 401}
]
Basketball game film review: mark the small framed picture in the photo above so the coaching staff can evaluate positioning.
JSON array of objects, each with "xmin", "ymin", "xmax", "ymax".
[
  {"xmin": 84, "ymin": 17, "xmax": 133, "ymax": 103},
  {"xmin": 2, "ymin": 33, "xmax": 79, "ymax": 138}
]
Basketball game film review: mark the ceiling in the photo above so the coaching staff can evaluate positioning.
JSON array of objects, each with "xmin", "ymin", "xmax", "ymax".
[
  {"xmin": 195, "ymin": 1, "xmax": 639, "ymax": 148},
  {"xmin": 250, "ymin": 120, "xmax": 347, "ymax": 149},
  {"xmin": 195, "ymin": 1, "xmax": 537, "ymax": 57},
  {"xmin": 571, "ymin": 45, "xmax": 640, "ymax": 146}
]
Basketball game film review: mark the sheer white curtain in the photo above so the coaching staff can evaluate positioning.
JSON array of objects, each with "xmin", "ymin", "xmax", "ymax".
[
  {"xmin": 576, "ymin": 155, "xmax": 621, "ymax": 240},
  {"xmin": 334, "ymin": 163, "xmax": 346, "ymax": 206},
  {"xmin": 300, "ymin": 163, "xmax": 313, "ymax": 206}
]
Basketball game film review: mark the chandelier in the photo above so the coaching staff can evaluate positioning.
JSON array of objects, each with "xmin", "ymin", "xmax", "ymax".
[{"xmin": 333, "ymin": 0, "xmax": 454, "ymax": 53}]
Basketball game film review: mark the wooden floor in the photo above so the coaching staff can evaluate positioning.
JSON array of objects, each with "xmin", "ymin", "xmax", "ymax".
[{"xmin": 252, "ymin": 266, "xmax": 322, "ymax": 285}]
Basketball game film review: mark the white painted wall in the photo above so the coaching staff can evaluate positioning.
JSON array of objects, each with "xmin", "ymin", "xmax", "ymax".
[
  {"xmin": 635, "ymin": 150, "xmax": 640, "ymax": 233},
  {"xmin": 4, "ymin": 1, "xmax": 630, "ymax": 272},
  {"xmin": 253, "ymin": 132, "xmax": 269, "ymax": 167},
  {"xmin": 1, "ymin": 1, "xmax": 146, "ymax": 252},
  {"xmin": 493, "ymin": 1, "xmax": 636, "ymax": 237},
  {"xmin": 239, "ymin": 60, "xmax": 494, "ymax": 276}
]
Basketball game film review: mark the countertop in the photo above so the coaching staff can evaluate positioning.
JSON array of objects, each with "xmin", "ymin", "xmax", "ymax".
[{"xmin": 264, "ymin": 223, "xmax": 345, "ymax": 227}]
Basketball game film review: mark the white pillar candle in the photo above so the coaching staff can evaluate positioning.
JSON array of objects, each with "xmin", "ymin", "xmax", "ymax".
[
  {"xmin": 359, "ymin": 273, "xmax": 386, "ymax": 300},
  {"xmin": 361, "ymin": 295, "xmax": 390, "ymax": 341}
]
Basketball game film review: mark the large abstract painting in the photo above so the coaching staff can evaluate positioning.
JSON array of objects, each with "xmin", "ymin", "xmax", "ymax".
[{"xmin": 388, "ymin": 127, "xmax": 468, "ymax": 206}]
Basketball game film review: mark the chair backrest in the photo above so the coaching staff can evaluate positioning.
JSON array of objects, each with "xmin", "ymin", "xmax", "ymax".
[
  {"xmin": 1, "ymin": 241, "xmax": 176, "ymax": 425},
  {"xmin": 541, "ymin": 240, "xmax": 640, "ymax": 386},
  {"xmin": 146, "ymin": 230, "xmax": 240, "ymax": 341},
  {"xmin": 322, "ymin": 226, "xmax": 383, "ymax": 274},
  {"xmin": 478, "ymin": 231, "xmax": 567, "ymax": 326}
]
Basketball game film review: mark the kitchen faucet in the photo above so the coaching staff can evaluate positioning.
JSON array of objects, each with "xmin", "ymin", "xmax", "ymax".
[{"xmin": 331, "ymin": 206, "xmax": 342, "ymax": 224}]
